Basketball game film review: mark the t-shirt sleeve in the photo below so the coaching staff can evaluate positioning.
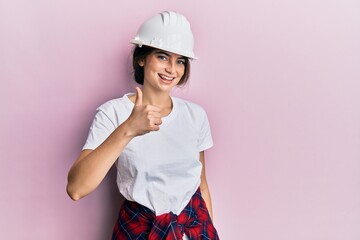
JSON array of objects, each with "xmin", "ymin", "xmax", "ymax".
[
  {"xmin": 82, "ymin": 105, "xmax": 117, "ymax": 151},
  {"xmin": 197, "ymin": 108, "xmax": 214, "ymax": 152}
]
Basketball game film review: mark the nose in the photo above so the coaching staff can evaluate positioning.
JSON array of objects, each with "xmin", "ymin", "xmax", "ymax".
[{"xmin": 165, "ymin": 61, "xmax": 176, "ymax": 74}]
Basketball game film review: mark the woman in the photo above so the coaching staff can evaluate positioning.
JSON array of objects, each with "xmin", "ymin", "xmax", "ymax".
[{"xmin": 67, "ymin": 11, "xmax": 220, "ymax": 239}]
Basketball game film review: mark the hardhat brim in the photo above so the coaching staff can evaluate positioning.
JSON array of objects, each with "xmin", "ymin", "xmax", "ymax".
[{"xmin": 130, "ymin": 40, "xmax": 198, "ymax": 60}]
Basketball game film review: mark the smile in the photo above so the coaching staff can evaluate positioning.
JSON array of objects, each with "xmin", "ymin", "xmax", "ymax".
[{"xmin": 158, "ymin": 74, "xmax": 175, "ymax": 81}]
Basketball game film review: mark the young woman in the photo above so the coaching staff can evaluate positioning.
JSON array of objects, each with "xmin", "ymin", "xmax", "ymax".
[{"xmin": 67, "ymin": 11, "xmax": 220, "ymax": 239}]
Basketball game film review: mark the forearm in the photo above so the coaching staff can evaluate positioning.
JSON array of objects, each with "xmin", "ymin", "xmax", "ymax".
[
  {"xmin": 199, "ymin": 151, "xmax": 215, "ymax": 221},
  {"xmin": 67, "ymin": 121, "xmax": 133, "ymax": 200},
  {"xmin": 200, "ymin": 183, "xmax": 214, "ymax": 222}
]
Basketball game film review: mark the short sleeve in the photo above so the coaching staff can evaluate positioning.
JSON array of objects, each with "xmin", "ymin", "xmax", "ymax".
[
  {"xmin": 197, "ymin": 108, "xmax": 214, "ymax": 152},
  {"xmin": 82, "ymin": 107, "xmax": 117, "ymax": 150}
]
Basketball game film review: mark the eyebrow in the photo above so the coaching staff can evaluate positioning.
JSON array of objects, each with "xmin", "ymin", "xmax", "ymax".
[{"xmin": 154, "ymin": 51, "xmax": 186, "ymax": 60}]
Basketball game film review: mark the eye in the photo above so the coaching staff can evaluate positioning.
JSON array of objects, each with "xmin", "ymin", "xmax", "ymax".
[
  {"xmin": 157, "ymin": 55, "xmax": 168, "ymax": 61},
  {"xmin": 177, "ymin": 59, "xmax": 186, "ymax": 65}
]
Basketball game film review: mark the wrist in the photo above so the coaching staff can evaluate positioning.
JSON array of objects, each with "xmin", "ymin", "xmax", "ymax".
[{"xmin": 119, "ymin": 119, "xmax": 137, "ymax": 139}]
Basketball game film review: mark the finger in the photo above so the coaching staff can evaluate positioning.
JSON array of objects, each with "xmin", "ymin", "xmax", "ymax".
[
  {"xmin": 135, "ymin": 87, "xmax": 143, "ymax": 106},
  {"xmin": 150, "ymin": 125, "xmax": 160, "ymax": 131},
  {"xmin": 148, "ymin": 111, "xmax": 162, "ymax": 118},
  {"xmin": 145, "ymin": 105, "xmax": 161, "ymax": 112},
  {"xmin": 153, "ymin": 118, "xmax": 162, "ymax": 126},
  {"xmin": 149, "ymin": 117, "xmax": 162, "ymax": 126}
]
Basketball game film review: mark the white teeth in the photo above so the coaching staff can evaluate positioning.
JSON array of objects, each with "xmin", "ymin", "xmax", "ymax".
[{"xmin": 159, "ymin": 74, "xmax": 174, "ymax": 80}]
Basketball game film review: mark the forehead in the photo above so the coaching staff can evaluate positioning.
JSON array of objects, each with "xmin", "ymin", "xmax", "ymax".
[{"xmin": 151, "ymin": 49, "xmax": 185, "ymax": 59}]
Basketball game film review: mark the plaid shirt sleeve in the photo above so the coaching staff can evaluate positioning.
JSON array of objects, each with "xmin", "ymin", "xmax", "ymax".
[{"xmin": 112, "ymin": 188, "xmax": 220, "ymax": 240}]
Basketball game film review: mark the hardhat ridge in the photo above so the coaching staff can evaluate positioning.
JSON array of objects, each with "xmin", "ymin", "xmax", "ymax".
[{"xmin": 130, "ymin": 11, "xmax": 197, "ymax": 60}]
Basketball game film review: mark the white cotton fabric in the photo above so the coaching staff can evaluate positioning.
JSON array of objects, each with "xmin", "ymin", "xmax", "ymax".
[{"xmin": 83, "ymin": 93, "xmax": 213, "ymax": 216}]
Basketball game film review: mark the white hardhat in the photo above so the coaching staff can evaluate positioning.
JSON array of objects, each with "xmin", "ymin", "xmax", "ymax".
[{"xmin": 130, "ymin": 11, "xmax": 197, "ymax": 60}]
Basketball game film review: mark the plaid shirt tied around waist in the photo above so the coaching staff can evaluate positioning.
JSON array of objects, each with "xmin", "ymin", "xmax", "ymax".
[{"xmin": 112, "ymin": 188, "xmax": 220, "ymax": 240}]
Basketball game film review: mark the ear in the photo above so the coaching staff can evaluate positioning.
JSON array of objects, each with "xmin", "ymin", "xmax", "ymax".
[{"xmin": 138, "ymin": 58, "xmax": 145, "ymax": 67}]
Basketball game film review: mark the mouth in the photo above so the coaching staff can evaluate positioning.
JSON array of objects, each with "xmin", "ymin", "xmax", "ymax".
[{"xmin": 158, "ymin": 73, "xmax": 175, "ymax": 82}]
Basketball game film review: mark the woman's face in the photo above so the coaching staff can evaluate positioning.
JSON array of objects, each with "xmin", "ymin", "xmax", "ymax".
[{"xmin": 139, "ymin": 49, "xmax": 186, "ymax": 92}]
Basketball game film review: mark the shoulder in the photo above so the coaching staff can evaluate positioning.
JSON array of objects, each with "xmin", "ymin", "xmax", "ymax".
[
  {"xmin": 97, "ymin": 94, "xmax": 132, "ymax": 113},
  {"xmin": 94, "ymin": 94, "xmax": 133, "ymax": 125}
]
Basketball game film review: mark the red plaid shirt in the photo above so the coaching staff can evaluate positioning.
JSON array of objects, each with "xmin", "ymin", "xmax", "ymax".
[{"xmin": 112, "ymin": 188, "xmax": 219, "ymax": 239}]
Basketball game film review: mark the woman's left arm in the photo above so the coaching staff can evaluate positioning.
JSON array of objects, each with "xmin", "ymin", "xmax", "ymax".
[{"xmin": 199, "ymin": 151, "xmax": 214, "ymax": 222}]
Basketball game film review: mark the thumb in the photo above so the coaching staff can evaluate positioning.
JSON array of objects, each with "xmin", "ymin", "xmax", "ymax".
[{"xmin": 135, "ymin": 87, "xmax": 143, "ymax": 106}]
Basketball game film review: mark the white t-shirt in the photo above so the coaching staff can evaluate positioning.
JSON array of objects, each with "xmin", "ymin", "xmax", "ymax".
[{"xmin": 83, "ymin": 93, "xmax": 213, "ymax": 215}]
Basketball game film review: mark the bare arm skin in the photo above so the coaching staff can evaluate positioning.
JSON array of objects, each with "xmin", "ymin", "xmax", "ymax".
[
  {"xmin": 67, "ymin": 87, "xmax": 162, "ymax": 201},
  {"xmin": 67, "ymin": 123, "xmax": 133, "ymax": 201},
  {"xmin": 199, "ymin": 151, "xmax": 214, "ymax": 222}
]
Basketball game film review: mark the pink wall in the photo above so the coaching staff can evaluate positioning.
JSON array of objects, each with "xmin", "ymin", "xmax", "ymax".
[{"xmin": 1, "ymin": 0, "xmax": 359, "ymax": 239}]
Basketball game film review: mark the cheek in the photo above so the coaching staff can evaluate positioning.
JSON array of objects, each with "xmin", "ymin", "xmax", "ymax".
[
  {"xmin": 153, "ymin": 62, "xmax": 166, "ymax": 73},
  {"xmin": 177, "ymin": 66, "xmax": 185, "ymax": 77}
]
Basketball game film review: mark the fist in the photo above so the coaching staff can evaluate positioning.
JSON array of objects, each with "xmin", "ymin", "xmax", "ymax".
[{"xmin": 126, "ymin": 87, "xmax": 162, "ymax": 136}]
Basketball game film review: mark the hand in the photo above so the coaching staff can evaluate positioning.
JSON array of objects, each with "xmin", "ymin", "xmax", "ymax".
[{"xmin": 125, "ymin": 87, "xmax": 162, "ymax": 137}]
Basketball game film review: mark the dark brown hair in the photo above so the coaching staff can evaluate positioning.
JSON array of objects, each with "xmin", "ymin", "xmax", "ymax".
[{"xmin": 132, "ymin": 46, "xmax": 190, "ymax": 86}]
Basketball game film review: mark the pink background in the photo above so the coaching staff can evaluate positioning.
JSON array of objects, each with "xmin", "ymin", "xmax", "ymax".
[{"xmin": 1, "ymin": 0, "xmax": 359, "ymax": 239}]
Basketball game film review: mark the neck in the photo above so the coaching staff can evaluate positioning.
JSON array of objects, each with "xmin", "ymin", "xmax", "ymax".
[
  {"xmin": 142, "ymin": 90, "xmax": 171, "ymax": 108},
  {"xmin": 138, "ymin": 85, "xmax": 173, "ymax": 117}
]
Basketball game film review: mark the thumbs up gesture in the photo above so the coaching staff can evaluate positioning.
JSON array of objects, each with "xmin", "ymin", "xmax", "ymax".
[{"xmin": 125, "ymin": 87, "xmax": 162, "ymax": 137}]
